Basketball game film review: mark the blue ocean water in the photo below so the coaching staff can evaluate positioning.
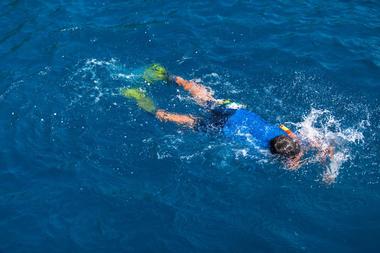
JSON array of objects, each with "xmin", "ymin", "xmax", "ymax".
[{"xmin": 1, "ymin": 0, "xmax": 380, "ymax": 252}]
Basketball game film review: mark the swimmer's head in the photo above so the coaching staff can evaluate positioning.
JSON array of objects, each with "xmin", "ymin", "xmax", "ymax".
[{"xmin": 270, "ymin": 135, "xmax": 301, "ymax": 158}]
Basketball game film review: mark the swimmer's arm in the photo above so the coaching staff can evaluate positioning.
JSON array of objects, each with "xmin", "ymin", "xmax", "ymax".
[
  {"xmin": 308, "ymin": 140, "xmax": 334, "ymax": 162},
  {"xmin": 170, "ymin": 75, "xmax": 217, "ymax": 106},
  {"xmin": 286, "ymin": 151, "xmax": 304, "ymax": 170},
  {"xmin": 155, "ymin": 109, "xmax": 197, "ymax": 128}
]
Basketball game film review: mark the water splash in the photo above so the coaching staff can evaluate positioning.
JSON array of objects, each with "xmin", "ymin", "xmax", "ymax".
[
  {"xmin": 64, "ymin": 58, "xmax": 146, "ymax": 108},
  {"xmin": 81, "ymin": 58, "xmax": 142, "ymax": 85},
  {"xmin": 291, "ymin": 108, "xmax": 365, "ymax": 184}
]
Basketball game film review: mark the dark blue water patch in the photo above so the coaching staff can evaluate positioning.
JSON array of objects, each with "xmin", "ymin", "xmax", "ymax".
[{"xmin": 1, "ymin": 0, "xmax": 380, "ymax": 252}]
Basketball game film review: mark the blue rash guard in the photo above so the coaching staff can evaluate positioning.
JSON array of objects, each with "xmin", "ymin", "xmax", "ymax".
[{"xmin": 222, "ymin": 109, "xmax": 285, "ymax": 148}]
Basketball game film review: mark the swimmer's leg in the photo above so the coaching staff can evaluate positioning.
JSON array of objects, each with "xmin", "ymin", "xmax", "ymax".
[
  {"xmin": 121, "ymin": 87, "xmax": 198, "ymax": 128},
  {"xmin": 155, "ymin": 110, "xmax": 198, "ymax": 128},
  {"xmin": 142, "ymin": 64, "xmax": 219, "ymax": 107},
  {"xmin": 142, "ymin": 64, "xmax": 229, "ymax": 109},
  {"xmin": 170, "ymin": 76, "xmax": 218, "ymax": 107}
]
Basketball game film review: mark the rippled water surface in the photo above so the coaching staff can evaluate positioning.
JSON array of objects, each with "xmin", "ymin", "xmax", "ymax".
[{"xmin": 1, "ymin": 1, "xmax": 380, "ymax": 252}]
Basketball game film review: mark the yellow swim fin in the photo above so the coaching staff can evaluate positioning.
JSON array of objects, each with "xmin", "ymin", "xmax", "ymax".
[
  {"xmin": 143, "ymin": 63, "xmax": 168, "ymax": 84},
  {"xmin": 120, "ymin": 88, "xmax": 156, "ymax": 114}
]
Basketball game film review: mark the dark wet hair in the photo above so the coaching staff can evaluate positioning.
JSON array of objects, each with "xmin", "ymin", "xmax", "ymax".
[{"xmin": 270, "ymin": 135, "xmax": 301, "ymax": 158}]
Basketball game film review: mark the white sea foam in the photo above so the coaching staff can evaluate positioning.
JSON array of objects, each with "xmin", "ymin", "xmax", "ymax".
[
  {"xmin": 60, "ymin": 26, "xmax": 80, "ymax": 32},
  {"xmin": 67, "ymin": 58, "xmax": 146, "ymax": 105},
  {"xmin": 81, "ymin": 58, "xmax": 141, "ymax": 83}
]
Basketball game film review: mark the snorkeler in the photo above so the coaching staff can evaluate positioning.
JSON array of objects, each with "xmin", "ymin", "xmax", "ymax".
[{"xmin": 121, "ymin": 64, "xmax": 334, "ymax": 181}]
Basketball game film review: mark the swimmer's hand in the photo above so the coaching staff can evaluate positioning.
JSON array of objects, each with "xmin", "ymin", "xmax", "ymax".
[
  {"xmin": 308, "ymin": 139, "xmax": 335, "ymax": 165},
  {"xmin": 322, "ymin": 172, "xmax": 336, "ymax": 184},
  {"xmin": 317, "ymin": 146, "xmax": 334, "ymax": 164},
  {"xmin": 321, "ymin": 146, "xmax": 336, "ymax": 185},
  {"xmin": 286, "ymin": 160, "xmax": 301, "ymax": 170},
  {"xmin": 286, "ymin": 151, "xmax": 304, "ymax": 170}
]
